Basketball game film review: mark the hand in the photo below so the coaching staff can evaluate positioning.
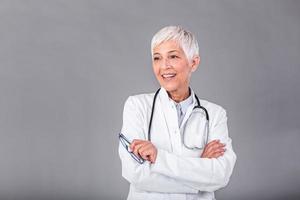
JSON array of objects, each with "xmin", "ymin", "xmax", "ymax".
[
  {"xmin": 130, "ymin": 139, "xmax": 157, "ymax": 163},
  {"xmin": 201, "ymin": 140, "xmax": 226, "ymax": 159}
]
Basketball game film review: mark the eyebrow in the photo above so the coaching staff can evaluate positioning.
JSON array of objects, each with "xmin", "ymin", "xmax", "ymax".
[
  {"xmin": 168, "ymin": 50, "xmax": 179, "ymax": 53},
  {"xmin": 153, "ymin": 50, "xmax": 179, "ymax": 55}
]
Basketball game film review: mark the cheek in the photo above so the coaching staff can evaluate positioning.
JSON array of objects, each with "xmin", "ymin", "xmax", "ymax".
[
  {"xmin": 176, "ymin": 63, "xmax": 191, "ymax": 79},
  {"xmin": 177, "ymin": 66, "xmax": 191, "ymax": 82},
  {"xmin": 152, "ymin": 64, "xmax": 160, "ymax": 76}
]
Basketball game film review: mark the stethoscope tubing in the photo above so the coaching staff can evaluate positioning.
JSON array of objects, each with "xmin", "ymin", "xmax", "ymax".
[{"xmin": 148, "ymin": 88, "xmax": 210, "ymax": 150}]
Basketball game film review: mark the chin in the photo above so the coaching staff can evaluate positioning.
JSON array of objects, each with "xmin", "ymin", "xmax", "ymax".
[{"xmin": 161, "ymin": 84, "xmax": 178, "ymax": 93}]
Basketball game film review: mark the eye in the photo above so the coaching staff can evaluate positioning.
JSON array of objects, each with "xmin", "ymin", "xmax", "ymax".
[
  {"xmin": 170, "ymin": 55, "xmax": 179, "ymax": 59},
  {"xmin": 153, "ymin": 57, "xmax": 160, "ymax": 61}
]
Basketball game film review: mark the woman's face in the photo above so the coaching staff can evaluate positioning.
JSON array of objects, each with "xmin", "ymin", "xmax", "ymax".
[{"xmin": 152, "ymin": 40, "xmax": 199, "ymax": 95}]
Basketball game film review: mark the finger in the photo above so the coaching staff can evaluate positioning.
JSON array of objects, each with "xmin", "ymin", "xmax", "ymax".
[
  {"xmin": 205, "ymin": 147, "xmax": 224, "ymax": 158},
  {"xmin": 143, "ymin": 148, "xmax": 156, "ymax": 163},
  {"xmin": 204, "ymin": 140, "xmax": 221, "ymax": 152},
  {"xmin": 201, "ymin": 150, "xmax": 210, "ymax": 158},
  {"xmin": 132, "ymin": 142, "xmax": 148, "ymax": 157},
  {"xmin": 210, "ymin": 143, "xmax": 226, "ymax": 153},
  {"xmin": 138, "ymin": 143, "xmax": 153, "ymax": 155},
  {"xmin": 208, "ymin": 148, "xmax": 226, "ymax": 158},
  {"xmin": 205, "ymin": 140, "xmax": 220, "ymax": 148},
  {"xmin": 130, "ymin": 139, "xmax": 146, "ymax": 150},
  {"xmin": 138, "ymin": 144, "xmax": 153, "ymax": 160},
  {"xmin": 139, "ymin": 145, "xmax": 154, "ymax": 157},
  {"xmin": 201, "ymin": 144, "xmax": 225, "ymax": 158},
  {"xmin": 206, "ymin": 142, "xmax": 225, "ymax": 155},
  {"xmin": 140, "ymin": 148, "xmax": 153, "ymax": 161},
  {"xmin": 130, "ymin": 139, "xmax": 149, "ymax": 148},
  {"xmin": 211, "ymin": 148, "xmax": 226, "ymax": 155},
  {"xmin": 151, "ymin": 152, "xmax": 157, "ymax": 163},
  {"xmin": 134, "ymin": 142, "xmax": 148, "ymax": 154},
  {"xmin": 139, "ymin": 152, "xmax": 150, "ymax": 161},
  {"xmin": 149, "ymin": 154, "xmax": 155, "ymax": 163},
  {"xmin": 204, "ymin": 142, "xmax": 221, "ymax": 155},
  {"xmin": 130, "ymin": 139, "xmax": 148, "ymax": 149}
]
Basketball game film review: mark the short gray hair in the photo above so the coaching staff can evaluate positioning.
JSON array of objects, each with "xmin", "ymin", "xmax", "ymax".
[{"xmin": 151, "ymin": 26, "xmax": 199, "ymax": 61}]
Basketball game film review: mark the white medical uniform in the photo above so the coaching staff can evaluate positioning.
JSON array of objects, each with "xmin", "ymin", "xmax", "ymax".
[{"xmin": 119, "ymin": 87, "xmax": 236, "ymax": 200}]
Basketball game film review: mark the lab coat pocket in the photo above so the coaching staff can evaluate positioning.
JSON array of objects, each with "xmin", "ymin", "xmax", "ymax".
[{"xmin": 182, "ymin": 109, "xmax": 208, "ymax": 150}]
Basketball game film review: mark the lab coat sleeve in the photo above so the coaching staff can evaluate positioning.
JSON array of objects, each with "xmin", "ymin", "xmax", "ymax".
[
  {"xmin": 151, "ymin": 107, "xmax": 237, "ymax": 192},
  {"xmin": 118, "ymin": 96, "xmax": 199, "ymax": 193}
]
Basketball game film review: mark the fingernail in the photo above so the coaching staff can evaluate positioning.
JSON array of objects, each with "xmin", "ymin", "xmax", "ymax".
[{"xmin": 128, "ymin": 146, "xmax": 133, "ymax": 152}]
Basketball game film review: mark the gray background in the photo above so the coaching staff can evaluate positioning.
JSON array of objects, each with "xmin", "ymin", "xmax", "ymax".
[{"xmin": 0, "ymin": 0, "xmax": 299, "ymax": 199}]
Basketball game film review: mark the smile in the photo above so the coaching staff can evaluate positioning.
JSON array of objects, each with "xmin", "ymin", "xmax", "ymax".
[{"xmin": 161, "ymin": 73, "xmax": 176, "ymax": 80}]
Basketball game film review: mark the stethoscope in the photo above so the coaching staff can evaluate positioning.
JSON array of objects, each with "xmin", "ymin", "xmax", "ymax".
[{"xmin": 148, "ymin": 88, "xmax": 210, "ymax": 150}]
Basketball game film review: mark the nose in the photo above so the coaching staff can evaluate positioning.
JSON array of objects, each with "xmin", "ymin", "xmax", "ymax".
[{"xmin": 161, "ymin": 57, "xmax": 172, "ymax": 69}]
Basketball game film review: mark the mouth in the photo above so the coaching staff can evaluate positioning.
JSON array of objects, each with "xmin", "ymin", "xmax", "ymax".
[{"xmin": 161, "ymin": 73, "xmax": 176, "ymax": 81}]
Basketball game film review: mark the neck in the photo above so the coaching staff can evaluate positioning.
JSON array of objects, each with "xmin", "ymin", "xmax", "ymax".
[{"xmin": 167, "ymin": 87, "xmax": 190, "ymax": 103}]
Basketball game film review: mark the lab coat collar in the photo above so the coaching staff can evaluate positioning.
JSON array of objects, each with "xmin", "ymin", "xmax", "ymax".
[
  {"xmin": 158, "ymin": 87, "xmax": 197, "ymax": 108},
  {"xmin": 158, "ymin": 86, "xmax": 197, "ymax": 130}
]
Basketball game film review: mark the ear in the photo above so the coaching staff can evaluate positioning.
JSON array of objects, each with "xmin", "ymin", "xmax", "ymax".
[{"xmin": 190, "ymin": 55, "xmax": 200, "ymax": 72}]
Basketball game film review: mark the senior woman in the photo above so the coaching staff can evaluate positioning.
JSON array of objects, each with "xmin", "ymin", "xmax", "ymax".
[{"xmin": 118, "ymin": 26, "xmax": 236, "ymax": 200}]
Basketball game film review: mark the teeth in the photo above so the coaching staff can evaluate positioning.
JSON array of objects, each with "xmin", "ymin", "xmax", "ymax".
[{"xmin": 162, "ymin": 74, "xmax": 176, "ymax": 78}]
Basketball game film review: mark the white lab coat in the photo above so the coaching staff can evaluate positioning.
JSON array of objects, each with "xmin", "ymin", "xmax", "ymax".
[{"xmin": 119, "ymin": 87, "xmax": 236, "ymax": 200}]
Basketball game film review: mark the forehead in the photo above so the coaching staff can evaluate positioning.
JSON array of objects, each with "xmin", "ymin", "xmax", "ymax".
[{"xmin": 153, "ymin": 40, "xmax": 184, "ymax": 54}]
